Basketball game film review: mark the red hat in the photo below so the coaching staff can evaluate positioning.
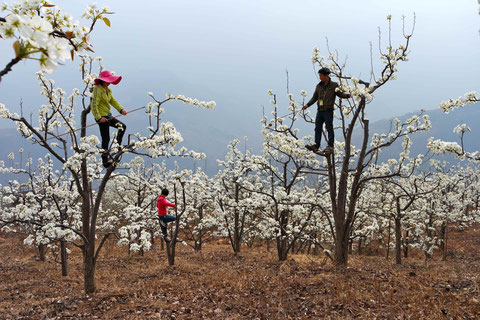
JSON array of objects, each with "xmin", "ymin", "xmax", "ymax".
[{"xmin": 94, "ymin": 70, "xmax": 122, "ymax": 85}]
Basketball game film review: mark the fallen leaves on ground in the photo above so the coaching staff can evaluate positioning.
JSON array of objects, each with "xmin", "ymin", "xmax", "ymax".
[{"xmin": 0, "ymin": 229, "xmax": 479, "ymax": 319}]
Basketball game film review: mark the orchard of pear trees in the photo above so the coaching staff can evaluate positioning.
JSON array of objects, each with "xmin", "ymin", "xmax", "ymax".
[{"xmin": 1, "ymin": 1, "xmax": 479, "ymax": 294}]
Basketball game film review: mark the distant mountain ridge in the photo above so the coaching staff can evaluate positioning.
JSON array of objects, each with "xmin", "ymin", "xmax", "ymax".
[
  {"xmin": 0, "ymin": 105, "xmax": 478, "ymax": 185},
  {"xmin": 363, "ymin": 106, "xmax": 480, "ymax": 165}
]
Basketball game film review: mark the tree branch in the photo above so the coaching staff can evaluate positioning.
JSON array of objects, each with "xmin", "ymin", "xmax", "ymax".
[
  {"xmin": 0, "ymin": 56, "xmax": 23, "ymax": 83},
  {"xmin": 94, "ymin": 232, "xmax": 119, "ymax": 262}
]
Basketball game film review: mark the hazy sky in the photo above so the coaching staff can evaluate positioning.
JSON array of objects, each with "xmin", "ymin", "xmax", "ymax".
[{"xmin": 0, "ymin": 0, "xmax": 479, "ymax": 170}]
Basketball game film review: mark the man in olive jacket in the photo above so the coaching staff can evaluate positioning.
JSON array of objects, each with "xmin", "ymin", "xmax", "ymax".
[{"xmin": 302, "ymin": 67, "xmax": 350, "ymax": 153}]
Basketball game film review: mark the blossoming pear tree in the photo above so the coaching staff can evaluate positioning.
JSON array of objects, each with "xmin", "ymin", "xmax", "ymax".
[
  {"xmin": 160, "ymin": 164, "xmax": 190, "ymax": 266},
  {"xmin": 0, "ymin": 55, "xmax": 215, "ymax": 293},
  {"xmin": 376, "ymin": 166, "xmax": 438, "ymax": 264},
  {"xmin": 407, "ymin": 162, "xmax": 480, "ymax": 261},
  {"xmin": 178, "ymin": 167, "xmax": 217, "ymax": 252},
  {"xmin": 341, "ymin": 182, "xmax": 386, "ymax": 256},
  {"xmin": 296, "ymin": 16, "xmax": 434, "ymax": 268},
  {"xmin": 0, "ymin": 0, "xmax": 113, "ymax": 81},
  {"xmin": 427, "ymin": 92, "xmax": 479, "ymax": 160},
  {"xmin": 237, "ymin": 94, "xmax": 333, "ymax": 262},
  {"xmin": 0, "ymin": 153, "xmax": 81, "ymax": 276},
  {"xmin": 102, "ymin": 157, "xmax": 165, "ymax": 255},
  {"xmin": 110, "ymin": 158, "xmax": 217, "ymax": 255},
  {"xmin": 214, "ymin": 139, "xmax": 259, "ymax": 254}
]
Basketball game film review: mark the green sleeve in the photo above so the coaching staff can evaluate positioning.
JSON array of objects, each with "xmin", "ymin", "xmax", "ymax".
[
  {"xmin": 91, "ymin": 86, "xmax": 103, "ymax": 120},
  {"xmin": 109, "ymin": 91, "xmax": 124, "ymax": 113}
]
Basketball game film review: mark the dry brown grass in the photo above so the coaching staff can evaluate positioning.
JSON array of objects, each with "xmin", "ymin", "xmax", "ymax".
[{"xmin": 0, "ymin": 229, "xmax": 479, "ymax": 319}]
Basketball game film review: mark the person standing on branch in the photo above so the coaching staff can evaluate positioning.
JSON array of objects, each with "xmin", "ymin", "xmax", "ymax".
[
  {"xmin": 302, "ymin": 67, "xmax": 350, "ymax": 153},
  {"xmin": 91, "ymin": 70, "xmax": 128, "ymax": 168},
  {"xmin": 157, "ymin": 188, "xmax": 177, "ymax": 242}
]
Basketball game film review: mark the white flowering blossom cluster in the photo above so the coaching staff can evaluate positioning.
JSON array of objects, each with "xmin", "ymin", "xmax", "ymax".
[
  {"xmin": 439, "ymin": 92, "xmax": 479, "ymax": 113},
  {"xmin": 0, "ymin": 0, "xmax": 112, "ymax": 75},
  {"xmin": 0, "ymin": 154, "xmax": 82, "ymax": 253},
  {"xmin": 3, "ymin": 11, "xmax": 479, "ymax": 274},
  {"xmin": 427, "ymin": 138, "xmax": 465, "ymax": 159},
  {"xmin": 214, "ymin": 139, "xmax": 262, "ymax": 252},
  {"xmin": 178, "ymin": 168, "xmax": 218, "ymax": 251},
  {"xmin": 369, "ymin": 113, "xmax": 431, "ymax": 165},
  {"xmin": 98, "ymin": 157, "xmax": 218, "ymax": 254},
  {"xmin": 217, "ymin": 122, "xmax": 332, "ymax": 259},
  {"xmin": 63, "ymin": 135, "xmax": 102, "ymax": 173},
  {"xmin": 35, "ymin": 71, "xmax": 80, "ymax": 131},
  {"xmin": 349, "ymin": 160, "xmax": 480, "ymax": 264},
  {"xmin": 165, "ymin": 93, "xmax": 216, "ymax": 110},
  {"xmin": 0, "ymin": 54, "xmax": 216, "ymax": 289},
  {"xmin": 100, "ymin": 158, "xmax": 164, "ymax": 253},
  {"xmin": 453, "ymin": 123, "xmax": 470, "ymax": 135},
  {"xmin": 428, "ymin": 92, "xmax": 479, "ymax": 161}
]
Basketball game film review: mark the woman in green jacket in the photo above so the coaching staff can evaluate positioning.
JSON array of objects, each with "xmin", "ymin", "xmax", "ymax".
[{"xmin": 91, "ymin": 70, "xmax": 128, "ymax": 168}]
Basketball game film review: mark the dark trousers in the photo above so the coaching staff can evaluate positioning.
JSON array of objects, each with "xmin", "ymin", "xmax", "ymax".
[
  {"xmin": 97, "ymin": 117, "xmax": 126, "ymax": 163},
  {"xmin": 158, "ymin": 214, "xmax": 176, "ymax": 237},
  {"xmin": 315, "ymin": 110, "xmax": 334, "ymax": 148}
]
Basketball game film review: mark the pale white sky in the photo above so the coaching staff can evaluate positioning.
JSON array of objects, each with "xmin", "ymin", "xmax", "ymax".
[{"xmin": 0, "ymin": 0, "xmax": 479, "ymax": 171}]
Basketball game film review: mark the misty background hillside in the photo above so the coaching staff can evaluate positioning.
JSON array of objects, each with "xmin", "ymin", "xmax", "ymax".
[
  {"xmin": 0, "ymin": 102, "xmax": 478, "ymax": 185},
  {"xmin": 1, "ymin": 0, "xmax": 479, "ymax": 184}
]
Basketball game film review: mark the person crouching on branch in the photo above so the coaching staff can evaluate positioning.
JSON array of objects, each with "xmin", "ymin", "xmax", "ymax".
[
  {"xmin": 302, "ymin": 67, "xmax": 350, "ymax": 153},
  {"xmin": 157, "ymin": 188, "xmax": 177, "ymax": 242},
  {"xmin": 91, "ymin": 70, "xmax": 128, "ymax": 168}
]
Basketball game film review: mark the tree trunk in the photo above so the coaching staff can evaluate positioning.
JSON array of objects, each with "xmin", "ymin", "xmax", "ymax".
[
  {"xmin": 394, "ymin": 218, "xmax": 402, "ymax": 265},
  {"xmin": 333, "ymin": 217, "xmax": 349, "ymax": 268},
  {"xmin": 60, "ymin": 240, "xmax": 68, "ymax": 276},
  {"xmin": 197, "ymin": 207, "xmax": 203, "ymax": 252},
  {"xmin": 167, "ymin": 241, "xmax": 175, "ymax": 266},
  {"xmin": 276, "ymin": 210, "xmax": 289, "ymax": 261},
  {"xmin": 440, "ymin": 221, "xmax": 447, "ymax": 261},
  {"xmin": 194, "ymin": 241, "xmax": 201, "ymax": 252},
  {"xmin": 425, "ymin": 214, "xmax": 433, "ymax": 261},
  {"xmin": 233, "ymin": 208, "xmax": 241, "ymax": 254},
  {"xmin": 312, "ymin": 241, "xmax": 319, "ymax": 256},
  {"xmin": 150, "ymin": 230, "xmax": 155, "ymax": 247},
  {"xmin": 38, "ymin": 244, "xmax": 46, "ymax": 262},
  {"xmin": 230, "ymin": 184, "xmax": 242, "ymax": 254},
  {"xmin": 276, "ymin": 236, "xmax": 288, "ymax": 261},
  {"xmin": 83, "ymin": 247, "xmax": 96, "ymax": 294},
  {"xmin": 166, "ymin": 206, "xmax": 181, "ymax": 266},
  {"xmin": 333, "ymin": 235, "xmax": 348, "ymax": 268},
  {"xmin": 403, "ymin": 230, "xmax": 409, "ymax": 259},
  {"xmin": 386, "ymin": 219, "xmax": 391, "ymax": 259}
]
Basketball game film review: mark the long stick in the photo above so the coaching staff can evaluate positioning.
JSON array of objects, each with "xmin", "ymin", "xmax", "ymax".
[
  {"xmin": 277, "ymin": 108, "xmax": 303, "ymax": 120},
  {"xmin": 34, "ymin": 106, "xmax": 146, "ymax": 144}
]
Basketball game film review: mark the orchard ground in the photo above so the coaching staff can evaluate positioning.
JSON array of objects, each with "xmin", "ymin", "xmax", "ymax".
[{"xmin": 1, "ymin": 229, "xmax": 479, "ymax": 319}]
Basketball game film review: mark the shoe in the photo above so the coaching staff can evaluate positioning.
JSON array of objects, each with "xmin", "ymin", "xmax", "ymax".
[
  {"xmin": 323, "ymin": 146, "xmax": 334, "ymax": 153},
  {"xmin": 306, "ymin": 144, "xmax": 319, "ymax": 152},
  {"xmin": 164, "ymin": 235, "xmax": 170, "ymax": 242}
]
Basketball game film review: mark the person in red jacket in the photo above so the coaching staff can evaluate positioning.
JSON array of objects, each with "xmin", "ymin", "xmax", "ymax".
[{"xmin": 157, "ymin": 188, "xmax": 176, "ymax": 242}]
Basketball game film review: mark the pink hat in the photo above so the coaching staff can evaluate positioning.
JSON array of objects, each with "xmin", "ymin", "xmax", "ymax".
[{"xmin": 94, "ymin": 70, "xmax": 122, "ymax": 85}]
